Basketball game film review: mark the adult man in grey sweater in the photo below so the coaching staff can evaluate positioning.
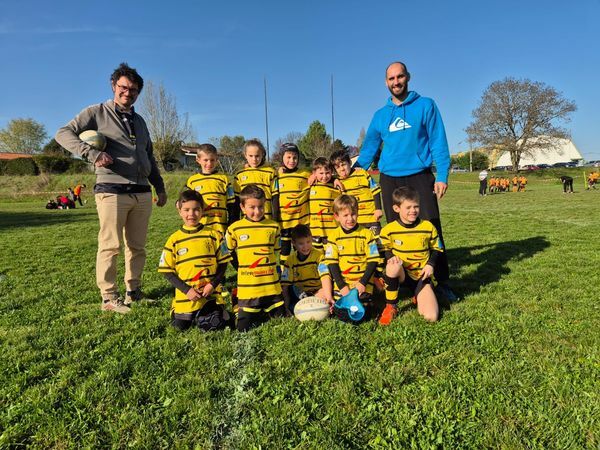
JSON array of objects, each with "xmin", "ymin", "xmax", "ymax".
[{"xmin": 56, "ymin": 62, "xmax": 167, "ymax": 313}]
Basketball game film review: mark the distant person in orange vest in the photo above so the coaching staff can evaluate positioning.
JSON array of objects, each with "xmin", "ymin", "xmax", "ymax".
[
  {"xmin": 587, "ymin": 172, "xmax": 598, "ymax": 190},
  {"xmin": 519, "ymin": 176, "xmax": 527, "ymax": 192},
  {"xmin": 73, "ymin": 183, "xmax": 87, "ymax": 206},
  {"xmin": 512, "ymin": 175, "xmax": 519, "ymax": 192}
]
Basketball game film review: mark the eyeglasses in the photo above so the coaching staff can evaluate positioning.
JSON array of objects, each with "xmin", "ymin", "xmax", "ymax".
[{"xmin": 116, "ymin": 84, "xmax": 139, "ymax": 95}]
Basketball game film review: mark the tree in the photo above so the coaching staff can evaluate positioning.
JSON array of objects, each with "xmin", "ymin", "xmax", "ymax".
[
  {"xmin": 0, "ymin": 118, "xmax": 47, "ymax": 153},
  {"xmin": 211, "ymin": 135, "xmax": 246, "ymax": 173},
  {"xmin": 356, "ymin": 127, "xmax": 366, "ymax": 149},
  {"xmin": 466, "ymin": 78, "xmax": 576, "ymax": 171},
  {"xmin": 139, "ymin": 81, "xmax": 194, "ymax": 166},
  {"xmin": 450, "ymin": 150, "xmax": 489, "ymax": 171},
  {"xmin": 42, "ymin": 138, "xmax": 71, "ymax": 157},
  {"xmin": 297, "ymin": 121, "xmax": 333, "ymax": 161}
]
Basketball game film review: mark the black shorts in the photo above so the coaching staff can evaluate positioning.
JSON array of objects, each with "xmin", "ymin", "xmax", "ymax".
[
  {"xmin": 237, "ymin": 294, "xmax": 285, "ymax": 332},
  {"xmin": 400, "ymin": 276, "xmax": 432, "ymax": 296}
]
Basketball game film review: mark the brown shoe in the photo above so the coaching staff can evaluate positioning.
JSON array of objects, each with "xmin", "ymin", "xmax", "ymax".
[{"xmin": 101, "ymin": 297, "xmax": 130, "ymax": 314}]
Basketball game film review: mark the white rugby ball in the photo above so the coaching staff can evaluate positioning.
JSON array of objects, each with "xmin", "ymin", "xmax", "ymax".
[
  {"xmin": 294, "ymin": 296, "xmax": 330, "ymax": 322},
  {"xmin": 79, "ymin": 130, "xmax": 107, "ymax": 150}
]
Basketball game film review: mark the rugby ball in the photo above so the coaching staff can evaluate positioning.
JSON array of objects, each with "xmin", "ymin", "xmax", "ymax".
[
  {"xmin": 79, "ymin": 130, "xmax": 107, "ymax": 150},
  {"xmin": 294, "ymin": 296, "xmax": 330, "ymax": 322}
]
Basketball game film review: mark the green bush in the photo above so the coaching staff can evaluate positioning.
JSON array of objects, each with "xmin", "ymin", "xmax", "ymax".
[
  {"xmin": 0, "ymin": 157, "xmax": 38, "ymax": 175},
  {"xmin": 66, "ymin": 159, "xmax": 92, "ymax": 174},
  {"xmin": 33, "ymin": 155, "xmax": 72, "ymax": 173}
]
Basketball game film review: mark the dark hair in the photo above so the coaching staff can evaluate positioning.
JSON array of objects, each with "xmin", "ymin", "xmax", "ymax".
[
  {"xmin": 110, "ymin": 62, "xmax": 144, "ymax": 92},
  {"xmin": 312, "ymin": 157, "xmax": 332, "ymax": 172},
  {"xmin": 392, "ymin": 186, "xmax": 419, "ymax": 206},
  {"xmin": 196, "ymin": 143, "xmax": 218, "ymax": 156},
  {"xmin": 240, "ymin": 184, "xmax": 266, "ymax": 205},
  {"xmin": 243, "ymin": 139, "xmax": 266, "ymax": 163},
  {"xmin": 330, "ymin": 149, "xmax": 351, "ymax": 166},
  {"xmin": 291, "ymin": 224, "xmax": 312, "ymax": 241},
  {"xmin": 177, "ymin": 189, "xmax": 203, "ymax": 207},
  {"xmin": 333, "ymin": 194, "xmax": 358, "ymax": 214}
]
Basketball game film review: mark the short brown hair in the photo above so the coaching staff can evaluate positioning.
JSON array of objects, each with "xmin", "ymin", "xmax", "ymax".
[
  {"xmin": 239, "ymin": 184, "xmax": 266, "ymax": 205},
  {"xmin": 330, "ymin": 149, "xmax": 351, "ymax": 167},
  {"xmin": 333, "ymin": 194, "xmax": 358, "ymax": 215},
  {"xmin": 392, "ymin": 186, "xmax": 419, "ymax": 206},
  {"xmin": 196, "ymin": 143, "xmax": 218, "ymax": 157},
  {"xmin": 177, "ymin": 189, "xmax": 203, "ymax": 208},
  {"xmin": 312, "ymin": 157, "xmax": 332, "ymax": 172}
]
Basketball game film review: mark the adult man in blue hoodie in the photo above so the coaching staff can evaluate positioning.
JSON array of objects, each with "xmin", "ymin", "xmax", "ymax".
[{"xmin": 356, "ymin": 61, "xmax": 456, "ymax": 301}]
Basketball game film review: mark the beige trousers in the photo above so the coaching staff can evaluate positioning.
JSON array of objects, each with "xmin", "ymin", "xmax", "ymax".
[{"xmin": 95, "ymin": 192, "xmax": 153, "ymax": 299}]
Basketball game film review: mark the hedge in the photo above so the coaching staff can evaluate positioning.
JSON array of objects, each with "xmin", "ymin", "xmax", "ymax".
[{"xmin": 0, "ymin": 157, "xmax": 39, "ymax": 175}]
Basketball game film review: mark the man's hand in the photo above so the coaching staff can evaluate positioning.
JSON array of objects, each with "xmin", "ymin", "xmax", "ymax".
[
  {"xmin": 434, "ymin": 181, "xmax": 448, "ymax": 199},
  {"xmin": 94, "ymin": 152, "xmax": 113, "ymax": 168},
  {"xmin": 156, "ymin": 192, "xmax": 168, "ymax": 207}
]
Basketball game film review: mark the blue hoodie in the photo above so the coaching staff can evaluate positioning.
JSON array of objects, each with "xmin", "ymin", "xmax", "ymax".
[{"xmin": 356, "ymin": 91, "xmax": 450, "ymax": 184}]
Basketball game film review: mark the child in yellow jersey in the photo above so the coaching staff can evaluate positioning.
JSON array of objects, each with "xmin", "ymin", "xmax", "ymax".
[
  {"xmin": 330, "ymin": 149, "xmax": 383, "ymax": 236},
  {"xmin": 226, "ymin": 184, "xmax": 285, "ymax": 331},
  {"xmin": 158, "ymin": 190, "xmax": 232, "ymax": 331},
  {"xmin": 308, "ymin": 157, "xmax": 341, "ymax": 248},
  {"xmin": 277, "ymin": 143, "xmax": 310, "ymax": 262},
  {"xmin": 281, "ymin": 224, "xmax": 334, "ymax": 315},
  {"xmin": 233, "ymin": 139, "xmax": 279, "ymax": 221},
  {"xmin": 323, "ymin": 195, "xmax": 380, "ymax": 322},
  {"xmin": 378, "ymin": 186, "xmax": 442, "ymax": 325},
  {"xmin": 185, "ymin": 143, "xmax": 235, "ymax": 235}
]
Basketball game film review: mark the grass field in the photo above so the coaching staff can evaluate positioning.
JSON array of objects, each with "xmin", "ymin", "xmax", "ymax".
[{"xmin": 1, "ymin": 171, "xmax": 599, "ymax": 448}]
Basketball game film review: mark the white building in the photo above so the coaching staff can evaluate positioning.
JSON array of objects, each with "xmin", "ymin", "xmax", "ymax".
[{"xmin": 493, "ymin": 138, "xmax": 583, "ymax": 168}]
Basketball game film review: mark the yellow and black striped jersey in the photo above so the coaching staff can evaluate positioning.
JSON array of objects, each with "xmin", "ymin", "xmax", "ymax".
[
  {"xmin": 309, "ymin": 182, "xmax": 340, "ymax": 239},
  {"xmin": 278, "ymin": 168, "xmax": 310, "ymax": 229},
  {"xmin": 323, "ymin": 225, "xmax": 380, "ymax": 294},
  {"xmin": 379, "ymin": 219, "xmax": 442, "ymax": 281},
  {"xmin": 233, "ymin": 166, "xmax": 279, "ymax": 220},
  {"xmin": 226, "ymin": 217, "xmax": 282, "ymax": 299},
  {"xmin": 281, "ymin": 247, "xmax": 328, "ymax": 293},
  {"xmin": 158, "ymin": 225, "xmax": 232, "ymax": 314},
  {"xmin": 186, "ymin": 172, "xmax": 234, "ymax": 235},
  {"xmin": 339, "ymin": 168, "xmax": 381, "ymax": 224}
]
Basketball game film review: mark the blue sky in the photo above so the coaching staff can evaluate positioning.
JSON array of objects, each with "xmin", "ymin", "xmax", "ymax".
[{"xmin": 1, "ymin": 0, "xmax": 599, "ymax": 160}]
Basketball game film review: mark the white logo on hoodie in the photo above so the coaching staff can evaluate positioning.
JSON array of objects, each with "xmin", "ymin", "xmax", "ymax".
[{"xmin": 389, "ymin": 118, "xmax": 412, "ymax": 132}]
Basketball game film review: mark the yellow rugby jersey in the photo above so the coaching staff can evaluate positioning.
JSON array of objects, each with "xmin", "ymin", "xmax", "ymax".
[
  {"xmin": 233, "ymin": 166, "xmax": 279, "ymax": 219},
  {"xmin": 309, "ymin": 182, "xmax": 340, "ymax": 239},
  {"xmin": 323, "ymin": 225, "xmax": 380, "ymax": 294},
  {"xmin": 281, "ymin": 247, "xmax": 327, "ymax": 293},
  {"xmin": 158, "ymin": 225, "xmax": 232, "ymax": 314},
  {"xmin": 226, "ymin": 217, "xmax": 282, "ymax": 299},
  {"xmin": 379, "ymin": 219, "xmax": 442, "ymax": 281},
  {"xmin": 186, "ymin": 172, "xmax": 234, "ymax": 234},
  {"xmin": 278, "ymin": 168, "xmax": 310, "ymax": 229},
  {"xmin": 339, "ymin": 168, "xmax": 381, "ymax": 224}
]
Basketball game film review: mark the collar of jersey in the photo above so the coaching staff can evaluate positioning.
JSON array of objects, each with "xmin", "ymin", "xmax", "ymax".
[
  {"xmin": 341, "ymin": 223, "xmax": 360, "ymax": 234},
  {"xmin": 281, "ymin": 166, "xmax": 298, "ymax": 173},
  {"xmin": 397, "ymin": 218, "xmax": 421, "ymax": 229},
  {"xmin": 181, "ymin": 224, "xmax": 204, "ymax": 234}
]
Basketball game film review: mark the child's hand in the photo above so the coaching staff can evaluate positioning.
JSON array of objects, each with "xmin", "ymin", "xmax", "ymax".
[
  {"xmin": 333, "ymin": 179, "xmax": 345, "ymax": 192},
  {"xmin": 201, "ymin": 283, "xmax": 215, "ymax": 298},
  {"xmin": 186, "ymin": 287, "xmax": 202, "ymax": 301},
  {"xmin": 373, "ymin": 209, "xmax": 383, "ymax": 221},
  {"xmin": 339, "ymin": 286, "xmax": 351, "ymax": 297},
  {"xmin": 421, "ymin": 264, "xmax": 434, "ymax": 280},
  {"xmin": 355, "ymin": 282, "xmax": 366, "ymax": 295},
  {"xmin": 386, "ymin": 257, "xmax": 402, "ymax": 278},
  {"xmin": 307, "ymin": 173, "xmax": 317, "ymax": 185}
]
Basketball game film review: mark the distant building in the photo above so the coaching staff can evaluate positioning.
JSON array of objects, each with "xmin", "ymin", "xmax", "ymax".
[{"xmin": 493, "ymin": 138, "xmax": 583, "ymax": 168}]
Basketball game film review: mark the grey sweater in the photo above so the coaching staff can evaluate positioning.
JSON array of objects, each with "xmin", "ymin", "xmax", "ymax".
[{"xmin": 55, "ymin": 99, "xmax": 165, "ymax": 192}]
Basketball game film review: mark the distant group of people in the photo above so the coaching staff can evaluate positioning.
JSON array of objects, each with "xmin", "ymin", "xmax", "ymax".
[
  {"xmin": 478, "ymin": 171, "xmax": 527, "ymax": 196},
  {"xmin": 45, "ymin": 184, "xmax": 87, "ymax": 209},
  {"xmin": 587, "ymin": 172, "xmax": 598, "ymax": 190}
]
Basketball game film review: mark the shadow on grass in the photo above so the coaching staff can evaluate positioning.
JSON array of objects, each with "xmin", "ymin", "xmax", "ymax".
[
  {"xmin": 0, "ymin": 210, "xmax": 91, "ymax": 231},
  {"xmin": 447, "ymin": 236, "xmax": 550, "ymax": 298}
]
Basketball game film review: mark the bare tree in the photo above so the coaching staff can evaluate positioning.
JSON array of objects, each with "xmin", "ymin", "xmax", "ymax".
[
  {"xmin": 356, "ymin": 127, "xmax": 366, "ymax": 149},
  {"xmin": 139, "ymin": 81, "xmax": 194, "ymax": 166},
  {"xmin": 466, "ymin": 78, "xmax": 576, "ymax": 171},
  {"xmin": 211, "ymin": 135, "xmax": 246, "ymax": 173},
  {"xmin": 0, "ymin": 118, "xmax": 47, "ymax": 153}
]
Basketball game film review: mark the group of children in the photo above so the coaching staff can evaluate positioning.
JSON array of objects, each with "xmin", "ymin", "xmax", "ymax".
[
  {"xmin": 488, "ymin": 176, "xmax": 527, "ymax": 193},
  {"xmin": 158, "ymin": 140, "xmax": 443, "ymax": 332}
]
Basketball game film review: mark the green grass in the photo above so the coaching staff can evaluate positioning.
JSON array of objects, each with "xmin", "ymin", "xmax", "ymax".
[{"xmin": 1, "ymin": 172, "xmax": 599, "ymax": 448}]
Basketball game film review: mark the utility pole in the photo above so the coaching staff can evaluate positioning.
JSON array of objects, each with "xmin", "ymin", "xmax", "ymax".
[
  {"xmin": 330, "ymin": 74, "xmax": 335, "ymax": 142},
  {"xmin": 469, "ymin": 139, "xmax": 473, "ymax": 172},
  {"xmin": 264, "ymin": 77, "xmax": 270, "ymax": 161}
]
